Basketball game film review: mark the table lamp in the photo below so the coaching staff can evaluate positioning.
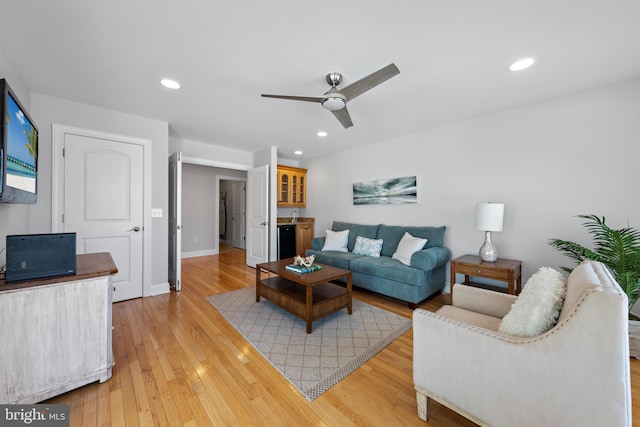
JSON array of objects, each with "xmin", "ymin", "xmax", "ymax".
[{"xmin": 475, "ymin": 202, "xmax": 504, "ymax": 262}]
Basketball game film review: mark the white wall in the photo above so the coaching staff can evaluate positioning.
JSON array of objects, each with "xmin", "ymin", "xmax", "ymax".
[
  {"xmin": 304, "ymin": 77, "xmax": 640, "ymax": 283},
  {"xmin": 29, "ymin": 93, "xmax": 169, "ymax": 292}
]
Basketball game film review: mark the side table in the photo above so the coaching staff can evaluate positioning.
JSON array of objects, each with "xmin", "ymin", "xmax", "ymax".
[{"xmin": 450, "ymin": 255, "xmax": 522, "ymax": 297}]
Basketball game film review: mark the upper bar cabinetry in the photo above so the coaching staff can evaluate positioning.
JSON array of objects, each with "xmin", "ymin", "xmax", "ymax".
[{"xmin": 277, "ymin": 165, "xmax": 307, "ymax": 207}]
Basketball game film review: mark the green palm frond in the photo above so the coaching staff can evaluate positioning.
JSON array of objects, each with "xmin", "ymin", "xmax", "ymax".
[
  {"xmin": 548, "ymin": 238, "xmax": 600, "ymax": 267},
  {"xmin": 549, "ymin": 214, "xmax": 640, "ymax": 311},
  {"xmin": 23, "ymin": 127, "xmax": 38, "ymax": 163}
]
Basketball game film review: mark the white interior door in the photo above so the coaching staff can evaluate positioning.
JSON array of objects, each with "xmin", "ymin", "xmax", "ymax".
[
  {"xmin": 63, "ymin": 134, "xmax": 144, "ymax": 302},
  {"xmin": 231, "ymin": 181, "xmax": 245, "ymax": 249},
  {"xmin": 246, "ymin": 165, "xmax": 269, "ymax": 267},
  {"xmin": 169, "ymin": 151, "xmax": 182, "ymax": 291}
]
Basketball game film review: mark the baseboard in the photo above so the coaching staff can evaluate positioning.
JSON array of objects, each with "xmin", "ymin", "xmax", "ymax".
[
  {"xmin": 182, "ymin": 249, "xmax": 218, "ymax": 259},
  {"xmin": 150, "ymin": 282, "xmax": 170, "ymax": 296}
]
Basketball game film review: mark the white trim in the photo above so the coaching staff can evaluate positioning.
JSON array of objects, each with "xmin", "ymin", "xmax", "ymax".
[
  {"xmin": 182, "ymin": 156, "xmax": 251, "ymax": 171},
  {"xmin": 150, "ymin": 282, "xmax": 170, "ymax": 296},
  {"xmin": 182, "ymin": 249, "xmax": 218, "ymax": 259},
  {"xmin": 51, "ymin": 124, "xmax": 153, "ymax": 298}
]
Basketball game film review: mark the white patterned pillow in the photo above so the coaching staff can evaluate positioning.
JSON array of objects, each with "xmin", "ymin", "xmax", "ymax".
[
  {"xmin": 498, "ymin": 267, "xmax": 567, "ymax": 337},
  {"xmin": 392, "ymin": 232, "xmax": 428, "ymax": 266},
  {"xmin": 353, "ymin": 236, "xmax": 384, "ymax": 257},
  {"xmin": 321, "ymin": 229, "xmax": 349, "ymax": 252}
]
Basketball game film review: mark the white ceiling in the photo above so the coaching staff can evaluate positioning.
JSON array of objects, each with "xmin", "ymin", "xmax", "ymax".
[{"xmin": 1, "ymin": 1, "xmax": 639, "ymax": 160}]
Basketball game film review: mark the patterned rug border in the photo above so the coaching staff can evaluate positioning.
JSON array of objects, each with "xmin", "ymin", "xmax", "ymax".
[{"xmin": 207, "ymin": 287, "xmax": 412, "ymax": 401}]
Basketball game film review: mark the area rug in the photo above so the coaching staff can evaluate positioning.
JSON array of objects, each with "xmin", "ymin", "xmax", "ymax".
[{"xmin": 207, "ymin": 287, "xmax": 412, "ymax": 401}]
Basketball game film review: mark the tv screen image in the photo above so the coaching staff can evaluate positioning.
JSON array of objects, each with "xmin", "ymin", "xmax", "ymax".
[
  {"xmin": 6, "ymin": 92, "xmax": 37, "ymax": 193},
  {"xmin": 0, "ymin": 78, "xmax": 38, "ymax": 204}
]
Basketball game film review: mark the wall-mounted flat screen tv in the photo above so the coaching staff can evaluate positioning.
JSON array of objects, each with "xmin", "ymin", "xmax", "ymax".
[{"xmin": 0, "ymin": 78, "xmax": 38, "ymax": 204}]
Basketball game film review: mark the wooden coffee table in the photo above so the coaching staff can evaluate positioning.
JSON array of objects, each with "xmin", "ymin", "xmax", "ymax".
[{"xmin": 256, "ymin": 259, "xmax": 352, "ymax": 333}]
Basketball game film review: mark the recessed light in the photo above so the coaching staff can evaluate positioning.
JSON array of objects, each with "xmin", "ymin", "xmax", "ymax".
[
  {"xmin": 160, "ymin": 78, "xmax": 181, "ymax": 89},
  {"xmin": 509, "ymin": 58, "xmax": 535, "ymax": 71},
  {"xmin": 294, "ymin": 150, "xmax": 303, "ymax": 155},
  {"xmin": 317, "ymin": 131, "xmax": 328, "ymax": 137}
]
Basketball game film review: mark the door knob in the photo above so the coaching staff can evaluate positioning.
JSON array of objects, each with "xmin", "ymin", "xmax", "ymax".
[
  {"xmin": 128, "ymin": 226, "xmax": 141, "ymax": 232},
  {"xmin": 260, "ymin": 222, "xmax": 268, "ymax": 226}
]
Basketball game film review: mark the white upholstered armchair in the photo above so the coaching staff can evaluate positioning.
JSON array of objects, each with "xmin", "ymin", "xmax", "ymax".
[{"xmin": 413, "ymin": 260, "xmax": 632, "ymax": 427}]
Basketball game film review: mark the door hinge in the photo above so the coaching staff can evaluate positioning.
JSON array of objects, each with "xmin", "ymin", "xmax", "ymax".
[
  {"xmin": 62, "ymin": 213, "xmax": 64, "ymax": 223},
  {"xmin": 62, "ymin": 148, "xmax": 65, "ymax": 157}
]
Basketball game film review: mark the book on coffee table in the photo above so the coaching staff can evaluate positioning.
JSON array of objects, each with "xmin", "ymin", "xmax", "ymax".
[{"xmin": 285, "ymin": 264, "xmax": 323, "ymax": 274}]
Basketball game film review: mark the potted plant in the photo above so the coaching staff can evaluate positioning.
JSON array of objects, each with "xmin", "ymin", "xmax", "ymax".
[{"xmin": 549, "ymin": 214, "xmax": 640, "ymax": 357}]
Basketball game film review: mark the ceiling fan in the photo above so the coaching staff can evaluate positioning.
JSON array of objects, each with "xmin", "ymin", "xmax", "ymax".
[{"xmin": 261, "ymin": 63, "xmax": 400, "ymax": 129}]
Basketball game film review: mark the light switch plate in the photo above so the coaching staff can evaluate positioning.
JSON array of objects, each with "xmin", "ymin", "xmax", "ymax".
[{"xmin": 152, "ymin": 208, "xmax": 163, "ymax": 218}]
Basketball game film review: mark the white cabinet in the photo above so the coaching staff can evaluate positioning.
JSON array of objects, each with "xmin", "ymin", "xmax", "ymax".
[{"xmin": 0, "ymin": 253, "xmax": 117, "ymax": 404}]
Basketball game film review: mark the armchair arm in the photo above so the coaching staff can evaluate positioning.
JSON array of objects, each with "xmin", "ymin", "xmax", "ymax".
[
  {"xmin": 451, "ymin": 284, "xmax": 516, "ymax": 319},
  {"xmin": 412, "ymin": 292, "xmax": 631, "ymax": 427},
  {"xmin": 311, "ymin": 237, "xmax": 325, "ymax": 251},
  {"xmin": 410, "ymin": 246, "xmax": 451, "ymax": 272}
]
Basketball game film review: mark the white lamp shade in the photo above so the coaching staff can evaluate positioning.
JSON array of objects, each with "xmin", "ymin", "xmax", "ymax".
[{"xmin": 476, "ymin": 202, "xmax": 504, "ymax": 232}]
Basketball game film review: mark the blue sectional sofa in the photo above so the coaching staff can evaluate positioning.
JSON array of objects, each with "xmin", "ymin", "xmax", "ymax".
[{"xmin": 306, "ymin": 221, "xmax": 451, "ymax": 308}]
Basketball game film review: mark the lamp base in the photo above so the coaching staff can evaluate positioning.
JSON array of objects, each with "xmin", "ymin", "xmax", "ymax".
[{"xmin": 479, "ymin": 231, "xmax": 498, "ymax": 262}]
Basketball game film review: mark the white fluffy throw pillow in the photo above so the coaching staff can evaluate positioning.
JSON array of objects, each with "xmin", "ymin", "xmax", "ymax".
[
  {"xmin": 392, "ymin": 232, "xmax": 428, "ymax": 266},
  {"xmin": 321, "ymin": 229, "xmax": 349, "ymax": 252},
  {"xmin": 498, "ymin": 266, "xmax": 567, "ymax": 337}
]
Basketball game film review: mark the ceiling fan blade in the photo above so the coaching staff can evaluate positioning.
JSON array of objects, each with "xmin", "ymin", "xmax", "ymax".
[
  {"xmin": 261, "ymin": 94, "xmax": 323, "ymax": 103},
  {"xmin": 331, "ymin": 107, "xmax": 353, "ymax": 129},
  {"xmin": 339, "ymin": 63, "xmax": 400, "ymax": 101}
]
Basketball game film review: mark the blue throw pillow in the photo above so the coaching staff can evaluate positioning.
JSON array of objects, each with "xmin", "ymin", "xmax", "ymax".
[{"xmin": 352, "ymin": 235, "xmax": 383, "ymax": 257}]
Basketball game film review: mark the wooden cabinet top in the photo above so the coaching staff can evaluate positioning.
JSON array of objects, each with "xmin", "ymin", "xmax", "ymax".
[
  {"xmin": 277, "ymin": 217, "xmax": 315, "ymax": 225},
  {"xmin": 277, "ymin": 165, "xmax": 307, "ymax": 173},
  {"xmin": 0, "ymin": 252, "xmax": 118, "ymax": 292}
]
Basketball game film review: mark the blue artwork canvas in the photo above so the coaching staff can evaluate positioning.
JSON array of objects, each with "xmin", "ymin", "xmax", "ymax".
[{"xmin": 353, "ymin": 176, "xmax": 417, "ymax": 205}]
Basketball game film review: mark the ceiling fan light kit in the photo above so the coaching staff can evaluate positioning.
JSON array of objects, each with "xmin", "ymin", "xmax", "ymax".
[
  {"xmin": 261, "ymin": 63, "xmax": 400, "ymax": 128},
  {"xmin": 321, "ymin": 96, "xmax": 346, "ymax": 111}
]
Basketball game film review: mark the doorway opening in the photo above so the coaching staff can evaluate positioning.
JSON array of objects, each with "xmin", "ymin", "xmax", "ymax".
[
  {"xmin": 219, "ymin": 179, "xmax": 246, "ymax": 250},
  {"xmin": 180, "ymin": 162, "xmax": 247, "ymax": 258}
]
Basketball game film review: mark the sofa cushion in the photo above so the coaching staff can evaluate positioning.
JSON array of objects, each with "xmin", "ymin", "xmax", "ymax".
[
  {"xmin": 332, "ymin": 221, "xmax": 380, "ymax": 252},
  {"xmin": 321, "ymin": 229, "xmax": 349, "ymax": 252},
  {"xmin": 392, "ymin": 232, "xmax": 428, "ymax": 266},
  {"xmin": 353, "ymin": 236, "xmax": 383, "ymax": 257},
  {"xmin": 498, "ymin": 266, "xmax": 567, "ymax": 337},
  {"xmin": 311, "ymin": 250, "xmax": 362, "ymax": 270},
  {"xmin": 377, "ymin": 225, "xmax": 445, "ymax": 257},
  {"xmin": 350, "ymin": 256, "xmax": 425, "ymax": 287}
]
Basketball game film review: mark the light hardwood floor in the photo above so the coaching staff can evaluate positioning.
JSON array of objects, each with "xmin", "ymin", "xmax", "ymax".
[{"xmin": 46, "ymin": 246, "xmax": 640, "ymax": 426}]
